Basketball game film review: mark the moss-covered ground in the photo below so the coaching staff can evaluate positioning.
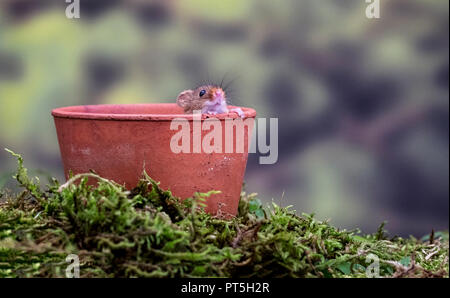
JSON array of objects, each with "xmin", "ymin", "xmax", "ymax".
[{"xmin": 0, "ymin": 150, "xmax": 448, "ymax": 278}]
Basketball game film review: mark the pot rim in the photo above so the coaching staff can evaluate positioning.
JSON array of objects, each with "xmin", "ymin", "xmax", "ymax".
[{"xmin": 51, "ymin": 103, "xmax": 257, "ymax": 121}]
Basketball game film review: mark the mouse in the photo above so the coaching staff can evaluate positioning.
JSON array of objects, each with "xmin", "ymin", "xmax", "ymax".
[{"xmin": 176, "ymin": 85, "xmax": 245, "ymax": 118}]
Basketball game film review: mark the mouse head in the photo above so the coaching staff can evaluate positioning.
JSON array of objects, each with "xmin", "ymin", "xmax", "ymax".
[{"xmin": 176, "ymin": 85, "xmax": 227, "ymax": 112}]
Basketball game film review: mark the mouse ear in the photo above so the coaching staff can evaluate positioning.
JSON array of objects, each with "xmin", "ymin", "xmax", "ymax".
[{"xmin": 176, "ymin": 89, "xmax": 194, "ymax": 108}]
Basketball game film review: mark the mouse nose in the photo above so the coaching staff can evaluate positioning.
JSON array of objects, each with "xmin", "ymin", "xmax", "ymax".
[
  {"xmin": 210, "ymin": 88, "xmax": 225, "ymax": 102},
  {"xmin": 213, "ymin": 88, "xmax": 225, "ymax": 100}
]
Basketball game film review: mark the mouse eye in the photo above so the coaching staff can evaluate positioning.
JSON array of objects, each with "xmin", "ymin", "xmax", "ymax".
[{"xmin": 199, "ymin": 90, "xmax": 206, "ymax": 97}]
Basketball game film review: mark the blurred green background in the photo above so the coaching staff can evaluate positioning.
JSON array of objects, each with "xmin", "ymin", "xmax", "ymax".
[{"xmin": 0, "ymin": 0, "xmax": 448, "ymax": 236}]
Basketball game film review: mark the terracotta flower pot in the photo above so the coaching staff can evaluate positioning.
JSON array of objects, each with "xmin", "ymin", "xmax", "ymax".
[{"xmin": 52, "ymin": 103, "xmax": 256, "ymax": 217}]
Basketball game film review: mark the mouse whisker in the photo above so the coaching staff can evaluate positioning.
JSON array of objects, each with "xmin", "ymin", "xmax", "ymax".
[
  {"xmin": 206, "ymin": 69, "xmax": 211, "ymax": 86},
  {"xmin": 224, "ymin": 86, "xmax": 236, "ymax": 94},
  {"xmin": 219, "ymin": 71, "xmax": 231, "ymax": 89},
  {"xmin": 224, "ymin": 90, "xmax": 238, "ymax": 101},
  {"xmin": 223, "ymin": 76, "xmax": 240, "ymax": 93}
]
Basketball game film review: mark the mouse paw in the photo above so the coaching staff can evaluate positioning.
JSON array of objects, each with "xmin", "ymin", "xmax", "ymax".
[
  {"xmin": 206, "ymin": 111, "xmax": 218, "ymax": 115},
  {"xmin": 230, "ymin": 108, "xmax": 245, "ymax": 119}
]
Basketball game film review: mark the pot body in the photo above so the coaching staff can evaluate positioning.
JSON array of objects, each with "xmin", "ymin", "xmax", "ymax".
[{"xmin": 52, "ymin": 103, "xmax": 256, "ymax": 217}]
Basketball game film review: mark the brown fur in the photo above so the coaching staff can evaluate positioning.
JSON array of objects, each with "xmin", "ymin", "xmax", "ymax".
[{"xmin": 176, "ymin": 85, "xmax": 219, "ymax": 113}]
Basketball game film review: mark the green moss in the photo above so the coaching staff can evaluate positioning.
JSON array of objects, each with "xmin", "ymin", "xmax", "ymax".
[{"xmin": 0, "ymin": 149, "xmax": 448, "ymax": 278}]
